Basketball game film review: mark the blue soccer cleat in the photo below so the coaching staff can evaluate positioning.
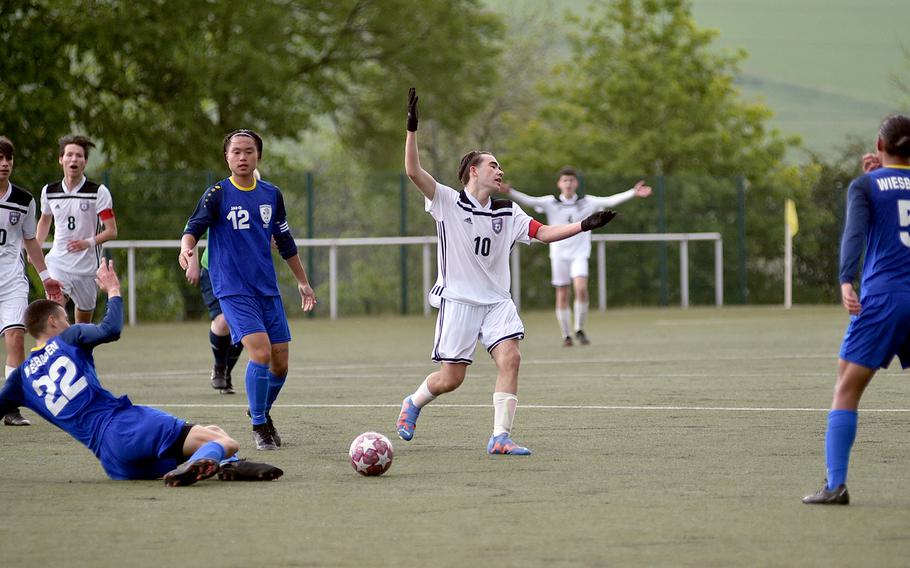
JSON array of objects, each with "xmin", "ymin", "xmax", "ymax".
[
  {"xmin": 487, "ymin": 433, "xmax": 532, "ymax": 456},
  {"xmin": 397, "ymin": 396, "xmax": 421, "ymax": 441}
]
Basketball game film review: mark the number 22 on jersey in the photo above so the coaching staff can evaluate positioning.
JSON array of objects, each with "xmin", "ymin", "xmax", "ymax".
[{"xmin": 31, "ymin": 356, "xmax": 88, "ymax": 416}]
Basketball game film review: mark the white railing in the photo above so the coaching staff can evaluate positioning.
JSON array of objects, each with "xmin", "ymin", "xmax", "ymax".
[{"xmin": 53, "ymin": 232, "xmax": 722, "ymax": 325}]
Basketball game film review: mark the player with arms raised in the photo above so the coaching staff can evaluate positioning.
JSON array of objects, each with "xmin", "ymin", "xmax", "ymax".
[
  {"xmin": 180, "ymin": 130, "xmax": 316, "ymax": 451},
  {"xmin": 36, "ymin": 135, "xmax": 118, "ymax": 324},
  {"xmin": 504, "ymin": 168, "xmax": 651, "ymax": 346},
  {"xmin": 396, "ymin": 88, "xmax": 617, "ymax": 455},
  {"xmin": 0, "ymin": 136, "xmax": 63, "ymax": 426},
  {"xmin": 803, "ymin": 114, "xmax": 910, "ymax": 504}
]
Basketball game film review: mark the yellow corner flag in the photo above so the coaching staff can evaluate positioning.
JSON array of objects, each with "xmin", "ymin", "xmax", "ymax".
[{"xmin": 785, "ymin": 198, "xmax": 799, "ymax": 237}]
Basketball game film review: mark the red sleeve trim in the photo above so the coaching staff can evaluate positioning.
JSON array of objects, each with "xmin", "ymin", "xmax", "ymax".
[
  {"xmin": 528, "ymin": 219, "xmax": 542, "ymax": 239},
  {"xmin": 99, "ymin": 209, "xmax": 115, "ymax": 221}
]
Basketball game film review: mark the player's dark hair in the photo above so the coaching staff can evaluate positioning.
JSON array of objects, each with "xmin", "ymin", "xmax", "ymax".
[
  {"xmin": 457, "ymin": 150, "xmax": 492, "ymax": 185},
  {"xmin": 24, "ymin": 300, "xmax": 65, "ymax": 338},
  {"xmin": 557, "ymin": 166, "xmax": 577, "ymax": 179},
  {"xmin": 0, "ymin": 136, "xmax": 14, "ymax": 160},
  {"xmin": 223, "ymin": 129, "xmax": 263, "ymax": 159},
  {"xmin": 879, "ymin": 114, "xmax": 910, "ymax": 158},
  {"xmin": 58, "ymin": 135, "xmax": 96, "ymax": 159}
]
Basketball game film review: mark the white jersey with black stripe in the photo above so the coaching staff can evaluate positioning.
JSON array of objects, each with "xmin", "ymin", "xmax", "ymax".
[
  {"xmin": 40, "ymin": 177, "xmax": 113, "ymax": 276},
  {"xmin": 426, "ymin": 183, "xmax": 533, "ymax": 307},
  {"xmin": 509, "ymin": 188, "xmax": 635, "ymax": 259},
  {"xmin": 0, "ymin": 183, "xmax": 37, "ymax": 297}
]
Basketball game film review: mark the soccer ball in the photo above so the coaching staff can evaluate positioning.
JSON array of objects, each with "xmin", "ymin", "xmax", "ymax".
[{"xmin": 349, "ymin": 432, "xmax": 394, "ymax": 476}]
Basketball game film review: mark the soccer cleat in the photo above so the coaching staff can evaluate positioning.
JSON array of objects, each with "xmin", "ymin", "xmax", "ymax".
[
  {"xmin": 252, "ymin": 422, "xmax": 278, "ymax": 451},
  {"xmin": 562, "ymin": 336, "xmax": 574, "ymax": 347},
  {"xmin": 802, "ymin": 480, "xmax": 850, "ymax": 505},
  {"xmin": 487, "ymin": 433, "xmax": 532, "ymax": 456},
  {"xmin": 397, "ymin": 396, "xmax": 421, "ymax": 441},
  {"xmin": 3, "ymin": 410, "xmax": 31, "ymax": 426},
  {"xmin": 163, "ymin": 458, "xmax": 220, "ymax": 487},
  {"xmin": 210, "ymin": 365, "xmax": 228, "ymax": 391},
  {"xmin": 218, "ymin": 459, "xmax": 283, "ymax": 481},
  {"xmin": 220, "ymin": 372, "xmax": 235, "ymax": 395},
  {"xmin": 575, "ymin": 330, "xmax": 591, "ymax": 345},
  {"xmin": 247, "ymin": 410, "xmax": 281, "ymax": 447}
]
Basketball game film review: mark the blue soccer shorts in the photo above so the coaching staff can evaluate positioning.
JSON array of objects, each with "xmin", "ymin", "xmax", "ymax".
[
  {"xmin": 840, "ymin": 292, "xmax": 910, "ymax": 370},
  {"xmin": 98, "ymin": 405, "xmax": 188, "ymax": 480},
  {"xmin": 219, "ymin": 294, "xmax": 291, "ymax": 345},
  {"xmin": 199, "ymin": 268, "xmax": 223, "ymax": 320}
]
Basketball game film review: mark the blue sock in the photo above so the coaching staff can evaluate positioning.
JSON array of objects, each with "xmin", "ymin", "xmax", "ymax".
[
  {"xmin": 266, "ymin": 371, "xmax": 287, "ymax": 413},
  {"xmin": 825, "ymin": 409, "xmax": 858, "ymax": 490},
  {"xmin": 245, "ymin": 361, "xmax": 270, "ymax": 425},
  {"xmin": 188, "ymin": 441, "xmax": 225, "ymax": 463},
  {"xmin": 220, "ymin": 455, "xmax": 240, "ymax": 466}
]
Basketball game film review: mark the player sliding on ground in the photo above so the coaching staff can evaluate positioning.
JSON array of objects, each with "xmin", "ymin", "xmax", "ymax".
[
  {"xmin": 396, "ymin": 88, "xmax": 617, "ymax": 455},
  {"xmin": 0, "ymin": 259, "xmax": 282, "ymax": 486}
]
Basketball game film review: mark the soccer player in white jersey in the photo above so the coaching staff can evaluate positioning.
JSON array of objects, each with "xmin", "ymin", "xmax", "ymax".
[
  {"xmin": 36, "ymin": 135, "xmax": 118, "ymax": 324},
  {"xmin": 0, "ymin": 136, "xmax": 63, "ymax": 426},
  {"xmin": 504, "ymin": 168, "xmax": 651, "ymax": 346},
  {"xmin": 395, "ymin": 88, "xmax": 617, "ymax": 455}
]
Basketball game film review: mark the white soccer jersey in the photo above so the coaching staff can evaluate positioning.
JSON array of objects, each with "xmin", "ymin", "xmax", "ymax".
[
  {"xmin": 40, "ymin": 177, "xmax": 113, "ymax": 276},
  {"xmin": 427, "ymin": 183, "xmax": 534, "ymax": 307},
  {"xmin": 509, "ymin": 188, "xmax": 635, "ymax": 259},
  {"xmin": 0, "ymin": 183, "xmax": 37, "ymax": 297}
]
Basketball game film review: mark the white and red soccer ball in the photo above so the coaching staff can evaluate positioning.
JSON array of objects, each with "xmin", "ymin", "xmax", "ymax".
[{"xmin": 349, "ymin": 432, "xmax": 394, "ymax": 476}]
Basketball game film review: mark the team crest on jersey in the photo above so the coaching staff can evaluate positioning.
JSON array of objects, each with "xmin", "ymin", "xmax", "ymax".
[
  {"xmin": 8, "ymin": 211, "xmax": 20, "ymax": 225},
  {"xmin": 80, "ymin": 201, "xmax": 89, "ymax": 211},
  {"xmin": 491, "ymin": 217, "xmax": 503, "ymax": 234},
  {"xmin": 259, "ymin": 204, "xmax": 272, "ymax": 225}
]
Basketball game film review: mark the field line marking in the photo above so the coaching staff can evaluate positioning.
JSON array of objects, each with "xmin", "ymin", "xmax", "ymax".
[{"xmin": 149, "ymin": 403, "xmax": 910, "ymax": 413}]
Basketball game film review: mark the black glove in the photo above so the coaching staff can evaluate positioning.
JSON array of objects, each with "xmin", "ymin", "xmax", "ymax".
[
  {"xmin": 407, "ymin": 87, "xmax": 419, "ymax": 132},
  {"xmin": 580, "ymin": 210, "xmax": 617, "ymax": 231}
]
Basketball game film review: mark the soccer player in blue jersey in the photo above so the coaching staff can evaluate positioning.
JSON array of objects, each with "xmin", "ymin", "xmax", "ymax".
[
  {"xmin": 803, "ymin": 114, "xmax": 910, "ymax": 505},
  {"xmin": 0, "ymin": 259, "xmax": 283, "ymax": 486},
  {"xmin": 179, "ymin": 130, "xmax": 316, "ymax": 451}
]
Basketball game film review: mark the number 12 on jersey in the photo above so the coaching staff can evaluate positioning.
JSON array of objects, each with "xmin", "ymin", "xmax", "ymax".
[{"xmin": 227, "ymin": 207, "xmax": 250, "ymax": 230}]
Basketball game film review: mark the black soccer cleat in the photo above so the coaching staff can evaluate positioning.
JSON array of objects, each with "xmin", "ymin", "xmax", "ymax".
[
  {"xmin": 562, "ymin": 336, "xmax": 574, "ymax": 347},
  {"xmin": 221, "ymin": 372, "xmax": 235, "ymax": 395},
  {"xmin": 247, "ymin": 410, "xmax": 281, "ymax": 447},
  {"xmin": 163, "ymin": 458, "xmax": 220, "ymax": 487},
  {"xmin": 252, "ymin": 422, "xmax": 278, "ymax": 451},
  {"xmin": 210, "ymin": 365, "xmax": 228, "ymax": 391},
  {"xmin": 3, "ymin": 410, "xmax": 31, "ymax": 426},
  {"xmin": 802, "ymin": 481, "xmax": 850, "ymax": 505},
  {"xmin": 575, "ymin": 330, "xmax": 591, "ymax": 346},
  {"xmin": 218, "ymin": 459, "xmax": 283, "ymax": 481}
]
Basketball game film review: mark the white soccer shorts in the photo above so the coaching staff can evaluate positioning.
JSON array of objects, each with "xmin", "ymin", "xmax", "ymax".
[
  {"xmin": 0, "ymin": 295, "xmax": 27, "ymax": 336},
  {"xmin": 49, "ymin": 267, "xmax": 98, "ymax": 312},
  {"xmin": 431, "ymin": 299, "xmax": 524, "ymax": 364},
  {"xmin": 550, "ymin": 256, "xmax": 590, "ymax": 286}
]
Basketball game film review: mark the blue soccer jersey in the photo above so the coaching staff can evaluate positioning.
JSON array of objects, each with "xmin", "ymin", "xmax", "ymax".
[
  {"xmin": 840, "ymin": 165, "xmax": 910, "ymax": 296},
  {"xmin": 0, "ymin": 298, "xmax": 131, "ymax": 457},
  {"xmin": 184, "ymin": 176, "xmax": 298, "ymax": 298}
]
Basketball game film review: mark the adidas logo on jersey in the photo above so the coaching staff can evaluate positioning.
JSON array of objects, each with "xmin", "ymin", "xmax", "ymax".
[{"xmin": 463, "ymin": 217, "xmax": 472, "ymax": 224}]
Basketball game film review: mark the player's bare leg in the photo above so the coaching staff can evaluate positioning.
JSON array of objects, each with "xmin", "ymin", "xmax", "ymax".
[
  {"xmin": 487, "ymin": 340, "xmax": 530, "ymax": 455},
  {"xmin": 555, "ymin": 285, "xmax": 573, "ymax": 346},
  {"xmin": 3, "ymin": 329, "xmax": 30, "ymax": 426},
  {"xmin": 572, "ymin": 276, "xmax": 591, "ymax": 345},
  {"xmin": 261, "ymin": 341, "xmax": 289, "ymax": 447},
  {"xmin": 803, "ymin": 360, "xmax": 875, "ymax": 505},
  {"xmin": 398, "ymin": 363, "xmax": 466, "ymax": 441},
  {"xmin": 241, "ymin": 332, "xmax": 279, "ymax": 450},
  {"xmin": 74, "ymin": 308, "xmax": 93, "ymax": 324}
]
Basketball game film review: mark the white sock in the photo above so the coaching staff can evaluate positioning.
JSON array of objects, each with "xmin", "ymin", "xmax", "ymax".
[
  {"xmin": 492, "ymin": 392, "xmax": 518, "ymax": 436},
  {"xmin": 574, "ymin": 301, "xmax": 589, "ymax": 333},
  {"xmin": 5, "ymin": 366, "xmax": 14, "ymax": 380},
  {"xmin": 410, "ymin": 376, "xmax": 437, "ymax": 408},
  {"xmin": 556, "ymin": 308, "xmax": 572, "ymax": 338}
]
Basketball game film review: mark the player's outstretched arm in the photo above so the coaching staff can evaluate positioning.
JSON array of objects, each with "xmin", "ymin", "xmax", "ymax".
[
  {"xmin": 284, "ymin": 255, "xmax": 317, "ymax": 312},
  {"xmin": 535, "ymin": 211, "xmax": 617, "ymax": 243},
  {"xmin": 22, "ymin": 237, "xmax": 63, "ymax": 303},
  {"xmin": 63, "ymin": 259, "xmax": 124, "ymax": 349},
  {"xmin": 404, "ymin": 88, "xmax": 437, "ymax": 201},
  {"xmin": 588, "ymin": 181, "xmax": 652, "ymax": 209}
]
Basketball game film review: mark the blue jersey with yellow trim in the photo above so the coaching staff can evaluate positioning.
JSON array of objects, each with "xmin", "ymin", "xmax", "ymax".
[
  {"xmin": 840, "ymin": 165, "xmax": 910, "ymax": 296},
  {"xmin": 0, "ymin": 298, "xmax": 130, "ymax": 458},
  {"xmin": 184, "ymin": 176, "xmax": 297, "ymax": 298}
]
